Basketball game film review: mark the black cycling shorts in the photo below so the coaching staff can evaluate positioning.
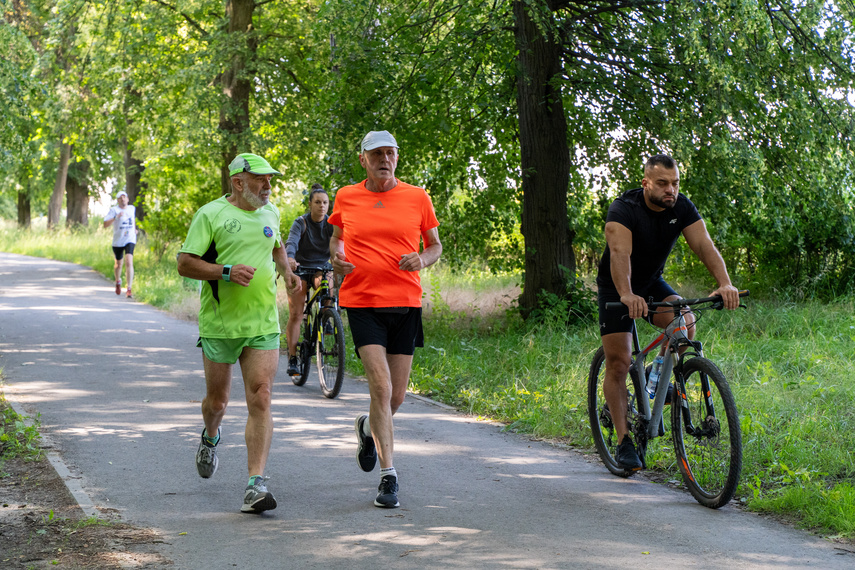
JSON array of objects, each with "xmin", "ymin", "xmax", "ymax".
[
  {"xmin": 345, "ymin": 307, "xmax": 424, "ymax": 357},
  {"xmin": 597, "ymin": 277, "xmax": 678, "ymax": 336}
]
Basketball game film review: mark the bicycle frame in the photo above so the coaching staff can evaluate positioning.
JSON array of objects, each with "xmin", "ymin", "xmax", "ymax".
[{"xmin": 628, "ymin": 310, "xmax": 703, "ymax": 439}]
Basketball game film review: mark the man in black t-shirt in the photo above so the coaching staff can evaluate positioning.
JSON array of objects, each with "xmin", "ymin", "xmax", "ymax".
[{"xmin": 596, "ymin": 154, "xmax": 739, "ymax": 471}]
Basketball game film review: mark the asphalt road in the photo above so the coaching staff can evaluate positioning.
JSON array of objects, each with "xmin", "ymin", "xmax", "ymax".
[{"xmin": 0, "ymin": 251, "xmax": 852, "ymax": 569}]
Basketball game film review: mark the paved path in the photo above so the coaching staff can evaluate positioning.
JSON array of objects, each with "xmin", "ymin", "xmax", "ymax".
[{"xmin": 0, "ymin": 252, "xmax": 852, "ymax": 569}]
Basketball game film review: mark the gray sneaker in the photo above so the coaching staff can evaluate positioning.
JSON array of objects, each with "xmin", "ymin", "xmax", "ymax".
[
  {"xmin": 354, "ymin": 414, "xmax": 377, "ymax": 472},
  {"xmin": 195, "ymin": 427, "xmax": 220, "ymax": 478},
  {"xmin": 241, "ymin": 477, "xmax": 277, "ymax": 514}
]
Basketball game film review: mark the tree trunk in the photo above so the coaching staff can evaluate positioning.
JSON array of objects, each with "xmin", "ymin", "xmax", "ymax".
[
  {"xmin": 124, "ymin": 140, "xmax": 146, "ymax": 222},
  {"xmin": 66, "ymin": 159, "xmax": 90, "ymax": 229},
  {"xmin": 48, "ymin": 140, "xmax": 71, "ymax": 228},
  {"xmin": 513, "ymin": 0, "xmax": 575, "ymax": 316},
  {"xmin": 17, "ymin": 190, "xmax": 31, "ymax": 229},
  {"xmin": 219, "ymin": 0, "xmax": 257, "ymax": 195}
]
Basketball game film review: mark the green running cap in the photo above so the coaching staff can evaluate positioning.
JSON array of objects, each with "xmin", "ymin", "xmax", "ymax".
[{"xmin": 228, "ymin": 153, "xmax": 281, "ymax": 176}]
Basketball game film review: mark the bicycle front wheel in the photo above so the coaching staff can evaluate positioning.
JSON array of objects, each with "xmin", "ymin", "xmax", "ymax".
[
  {"xmin": 671, "ymin": 356, "xmax": 742, "ymax": 508},
  {"xmin": 588, "ymin": 346, "xmax": 638, "ymax": 477},
  {"xmin": 316, "ymin": 308, "xmax": 345, "ymax": 398}
]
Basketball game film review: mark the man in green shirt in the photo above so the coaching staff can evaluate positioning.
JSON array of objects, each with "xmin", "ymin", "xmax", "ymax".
[{"xmin": 178, "ymin": 153, "xmax": 298, "ymax": 514}]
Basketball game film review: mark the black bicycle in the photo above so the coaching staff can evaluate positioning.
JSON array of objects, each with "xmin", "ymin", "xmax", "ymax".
[
  {"xmin": 588, "ymin": 291, "xmax": 748, "ymax": 508},
  {"xmin": 291, "ymin": 264, "xmax": 346, "ymax": 399}
]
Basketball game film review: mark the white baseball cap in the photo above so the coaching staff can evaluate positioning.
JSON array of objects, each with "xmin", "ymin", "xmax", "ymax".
[
  {"xmin": 360, "ymin": 131, "xmax": 398, "ymax": 152},
  {"xmin": 116, "ymin": 191, "xmax": 128, "ymax": 199}
]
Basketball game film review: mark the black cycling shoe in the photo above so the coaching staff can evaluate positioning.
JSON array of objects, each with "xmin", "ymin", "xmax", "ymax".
[
  {"xmin": 287, "ymin": 356, "xmax": 299, "ymax": 376},
  {"xmin": 616, "ymin": 435, "xmax": 643, "ymax": 471}
]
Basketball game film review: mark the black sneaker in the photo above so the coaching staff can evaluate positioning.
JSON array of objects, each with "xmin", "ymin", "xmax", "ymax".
[
  {"xmin": 287, "ymin": 356, "xmax": 299, "ymax": 376},
  {"xmin": 354, "ymin": 414, "xmax": 377, "ymax": 472},
  {"xmin": 374, "ymin": 475, "xmax": 399, "ymax": 508},
  {"xmin": 616, "ymin": 435, "xmax": 643, "ymax": 471}
]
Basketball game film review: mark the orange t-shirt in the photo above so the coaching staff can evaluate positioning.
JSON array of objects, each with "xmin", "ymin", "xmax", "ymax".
[{"xmin": 328, "ymin": 179, "xmax": 439, "ymax": 308}]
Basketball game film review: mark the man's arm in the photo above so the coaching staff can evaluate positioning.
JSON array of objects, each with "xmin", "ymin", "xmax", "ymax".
[
  {"xmin": 605, "ymin": 221, "xmax": 648, "ymax": 319},
  {"xmin": 682, "ymin": 219, "xmax": 739, "ymax": 310},
  {"xmin": 103, "ymin": 209, "xmax": 117, "ymax": 229},
  {"xmin": 399, "ymin": 227, "xmax": 442, "ymax": 272},
  {"xmin": 176, "ymin": 252, "xmax": 256, "ymax": 287},
  {"xmin": 330, "ymin": 226, "xmax": 355, "ymax": 275},
  {"xmin": 273, "ymin": 243, "xmax": 299, "ymax": 291}
]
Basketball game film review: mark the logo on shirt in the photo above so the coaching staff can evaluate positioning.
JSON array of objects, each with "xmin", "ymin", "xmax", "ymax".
[
  {"xmin": 224, "ymin": 219, "xmax": 241, "ymax": 234},
  {"xmin": 669, "ymin": 218, "xmax": 677, "ymax": 224},
  {"xmin": 374, "ymin": 201, "xmax": 385, "ymax": 208},
  {"xmin": 263, "ymin": 226, "xmax": 274, "ymax": 238}
]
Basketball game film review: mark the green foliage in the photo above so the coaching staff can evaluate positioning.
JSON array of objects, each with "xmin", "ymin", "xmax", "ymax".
[{"xmin": 0, "ymin": 394, "xmax": 43, "ymax": 467}]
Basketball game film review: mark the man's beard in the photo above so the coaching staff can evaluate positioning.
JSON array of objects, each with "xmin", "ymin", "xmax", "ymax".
[
  {"xmin": 649, "ymin": 195, "xmax": 676, "ymax": 209},
  {"xmin": 244, "ymin": 191, "xmax": 268, "ymax": 209}
]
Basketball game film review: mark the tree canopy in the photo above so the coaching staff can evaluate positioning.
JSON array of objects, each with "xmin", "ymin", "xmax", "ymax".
[{"xmin": 3, "ymin": 0, "xmax": 854, "ymax": 303}]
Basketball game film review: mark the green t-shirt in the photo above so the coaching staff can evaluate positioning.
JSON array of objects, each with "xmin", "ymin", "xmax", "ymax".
[{"xmin": 180, "ymin": 195, "xmax": 282, "ymax": 339}]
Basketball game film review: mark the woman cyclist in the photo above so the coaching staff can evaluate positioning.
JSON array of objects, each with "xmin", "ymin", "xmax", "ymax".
[{"xmin": 285, "ymin": 184, "xmax": 335, "ymax": 376}]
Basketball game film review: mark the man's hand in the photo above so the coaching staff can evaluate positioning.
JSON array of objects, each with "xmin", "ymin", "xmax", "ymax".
[
  {"xmin": 332, "ymin": 252, "xmax": 355, "ymax": 275},
  {"xmin": 283, "ymin": 269, "xmax": 300, "ymax": 293},
  {"xmin": 398, "ymin": 252, "xmax": 423, "ymax": 272},
  {"xmin": 228, "ymin": 264, "xmax": 256, "ymax": 287},
  {"xmin": 288, "ymin": 257, "xmax": 298, "ymax": 272},
  {"xmin": 712, "ymin": 284, "xmax": 740, "ymax": 310},
  {"xmin": 620, "ymin": 293, "xmax": 648, "ymax": 320}
]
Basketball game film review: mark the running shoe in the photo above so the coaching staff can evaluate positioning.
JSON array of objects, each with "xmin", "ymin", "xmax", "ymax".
[
  {"xmin": 616, "ymin": 435, "xmax": 643, "ymax": 471},
  {"xmin": 126, "ymin": 288, "xmax": 132, "ymax": 299},
  {"xmin": 195, "ymin": 427, "xmax": 220, "ymax": 479},
  {"xmin": 115, "ymin": 281, "xmax": 121, "ymax": 295},
  {"xmin": 354, "ymin": 414, "xmax": 377, "ymax": 472},
  {"xmin": 374, "ymin": 475, "xmax": 399, "ymax": 508},
  {"xmin": 241, "ymin": 477, "xmax": 277, "ymax": 513},
  {"xmin": 287, "ymin": 356, "xmax": 300, "ymax": 376}
]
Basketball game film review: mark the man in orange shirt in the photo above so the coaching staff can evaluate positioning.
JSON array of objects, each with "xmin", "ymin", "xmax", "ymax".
[{"xmin": 329, "ymin": 130, "xmax": 442, "ymax": 508}]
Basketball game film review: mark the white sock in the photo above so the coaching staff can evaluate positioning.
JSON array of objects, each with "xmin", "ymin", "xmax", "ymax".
[
  {"xmin": 380, "ymin": 467, "xmax": 397, "ymax": 479},
  {"xmin": 362, "ymin": 415, "xmax": 372, "ymax": 437}
]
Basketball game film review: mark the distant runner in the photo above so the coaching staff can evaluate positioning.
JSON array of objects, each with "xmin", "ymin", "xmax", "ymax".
[{"xmin": 102, "ymin": 190, "xmax": 137, "ymax": 298}]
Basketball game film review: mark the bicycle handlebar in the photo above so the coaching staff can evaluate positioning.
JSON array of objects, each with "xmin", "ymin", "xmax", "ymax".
[
  {"xmin": 295, "ymin": 263, "xmax": 334, "ymax": 277},
  {"xmin": 604, "ymin": 290, "xmax": 749, "ymax": 311}
]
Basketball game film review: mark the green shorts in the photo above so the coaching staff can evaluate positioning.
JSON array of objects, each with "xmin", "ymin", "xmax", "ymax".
[{"xmin": 196, "ymin": 333, "xmax": 280, "ymax": 364}]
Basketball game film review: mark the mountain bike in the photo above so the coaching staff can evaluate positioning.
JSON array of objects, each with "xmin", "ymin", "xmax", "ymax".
[
  {"xmin": 291, "ymin": 264, "xmax": 346, "ymax": 399},
  {"xmin": 588, "ymin": 291, "xmax": 749, "ymax": 508}
]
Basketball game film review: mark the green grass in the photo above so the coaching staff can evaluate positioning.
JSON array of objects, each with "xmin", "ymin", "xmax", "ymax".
[
  {"xmin": 0, "ymin": 390, "xmax": 44, "ymax": 475},
  {"xmin": 2, "ymin": 221, "xmax": 855, "ymax": 538}
]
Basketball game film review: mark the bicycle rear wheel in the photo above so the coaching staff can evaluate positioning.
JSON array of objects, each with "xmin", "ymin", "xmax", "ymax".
[
  {"xmin": 316, "ymin": 308, "xmax": 345, "ymax": 398},
  {"xmin": 588, "ymin": 346, "xmax": 639, "ymax": 477},
  {"xmin": 671, "ymin": 356, "xmax": 742, "ymax": 508}
]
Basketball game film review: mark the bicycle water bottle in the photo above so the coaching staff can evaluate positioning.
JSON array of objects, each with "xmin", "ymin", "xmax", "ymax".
[{"xmin": 647, "ymin": 355, "xmax": 664, "ymax": 399}]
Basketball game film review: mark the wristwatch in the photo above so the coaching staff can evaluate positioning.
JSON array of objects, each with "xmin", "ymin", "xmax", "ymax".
[{"xmin": 222, "ymin": 265, "xmax": 232, "ymax": 282}]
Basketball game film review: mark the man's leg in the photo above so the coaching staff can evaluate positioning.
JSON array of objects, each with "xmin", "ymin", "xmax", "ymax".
[
  {"xmin": 196, "ymin": 355, "xmax": 233, "ymax": 478},
  {"xmin": 124, "ymin": 253, "xmax": 134, "ymax": 294},
  {"xmin": 237, "ymin": 347, "xmax": 278, "ymax": 513},
  {"xmin": 237, "ymin": 348, "xmax": 278, "ymax": 478},
  {"xmin": 602, "ymin": 332, "xmax": 642, "ymax": 470},
  {"xmin": 201, "ymin": 356, "xmax": 233, "ymax": 439},
  {"xmin": 113, "ymin": 252, "xmax": 123, "ymax": 294},
  {"xmin": 602, "ymin": 332, "xmax": 633, "ymax": 442},
  {"xmin": 358, "ymin": 345, "xmax": 396, "ymax": 469}
]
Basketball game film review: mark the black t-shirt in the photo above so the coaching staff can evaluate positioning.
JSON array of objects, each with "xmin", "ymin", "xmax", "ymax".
[{"xmin": 596, "ymin": 187, "xmax": 701, "ymax": 293}]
